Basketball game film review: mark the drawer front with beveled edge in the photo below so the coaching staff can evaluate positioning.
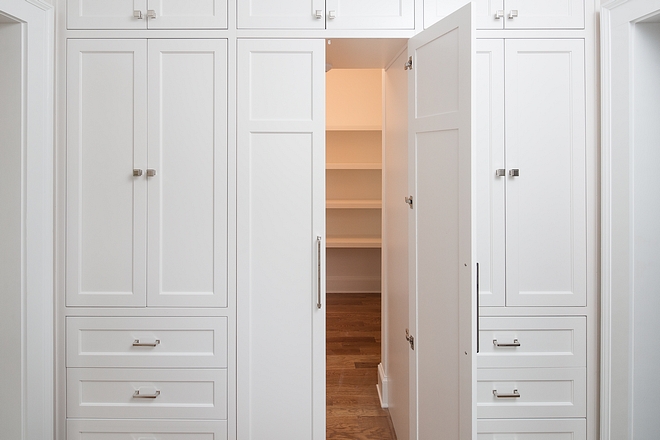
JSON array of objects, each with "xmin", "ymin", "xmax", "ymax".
[
  {"xmin": 477, "ymin": 418, "xmax": 586, "ymax": 439},
  {"xmin": 477, "ymin": 368, "xmax": 586, "ymax": 419},
  {"xmin": 67, "ymin": 419, "xmax": 228, "ymax": 440},
  {"xmin": 67, "ymin": 317, "xmax": 227, "ymax": 368},
  {"xmin": 478, "ymin": 316, "xmax": 586, "ymax": 368},
  {"xmin": 67, "ymin": 368, "xmax": 226, "ymax": 419}
]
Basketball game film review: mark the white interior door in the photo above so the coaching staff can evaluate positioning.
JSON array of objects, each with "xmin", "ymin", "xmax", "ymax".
[
  {"xmin": 147, "ymin": 39, "xmax": 228, "ymax": 307},
  {"xmin": 408, "ymin": 3, "xmax": 476, "ymax": 439},
  {"xmin": 66, "ymin": 39, "xmax": 148, "ymax": 307},
  {"xmin": 237, "ymin": 39, "xmax": 325, "ymax": 440}
]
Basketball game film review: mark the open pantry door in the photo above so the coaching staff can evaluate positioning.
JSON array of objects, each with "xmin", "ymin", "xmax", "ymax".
[{"xmin": 407, "ymin": 3, "xmax": 476, "ymax": 439}]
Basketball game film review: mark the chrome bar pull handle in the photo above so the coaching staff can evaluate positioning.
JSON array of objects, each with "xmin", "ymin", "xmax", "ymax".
[
  {"xmin": 495, "ymin": 169, "xmax": 506, "ymax": 177},
  {"xmin": 133, "ymin": 169, "xmax": 143, "ymax": 177},
  {"xmin": 493, "ymin": 389, "xmax": 520, "ymax": 398},
  {"xmin": 133, "ymin": 389, "xmax": 161, "ymax": 399},
  {"xmin": 493, "ymin": 338, "xmax": 520, "ymax": 347},
  {"xmin": 316, "ymin": 236, "xmax": 322, "ymax": 309},
  {"xmin": 133, "ymin": 339, "xmax": 160, "ymax": 347},
  {"xmin": 509, "ymin": 168, "xmax": 520, "ymax": 177}
]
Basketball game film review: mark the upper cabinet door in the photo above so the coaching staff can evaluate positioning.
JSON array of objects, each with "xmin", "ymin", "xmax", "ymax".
[
  {"xmin": 237, "ymin": 39, "xmax": 326, "ymax": 440},
  {"xmin": 503, "ymin": 0, "xmax": 584, "ymax": 29},
  {"xmin": 67, "ymin": 0, "xmax": 227, "ymax": 29},
  {"xmin": 68, "ymin": 0, "xmax": 148, "ymax": 29},
  {"xmin": 504, "ymin": 39, "xmax": 586, "ymax": 307},
  {"xmin": 66, "ymin": 39, "xmax": 148, "ymax": 307},
  {"xmin": 424, "ymin": 0, "xmax": 501, "ymax": 30},
  {"xmin": 146, "ymin": 39, "xmax": 228, "ymax": 308},
  {"xmin": 238, "ymin": 0, "xmax": 412, "ymax": 29},
  {"xmin": 326, "ymin": 0, "xmax": 414, "ymax": 30},
  {"xmin": 145, "ymin": 0, "xmax": 227, "ymax": 29},
  {"xmin": 238, "ymin": 0, "xmax": 325, "ymax": 29},
  {"xmin": 408, "ymin": 3, "xmax": 476, "ymax": 439}
]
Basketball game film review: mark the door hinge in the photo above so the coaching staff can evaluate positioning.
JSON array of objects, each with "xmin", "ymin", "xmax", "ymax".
[
  {"xmin": 404, "ymin": 56, "xmax": 413, "ymax": 71},
  {"xmin": 405, "ymin": 196, "xmax": 413, "ymax": 209},
  {"xmin": 405, "ymin": 328, "xmax": 415, "ymax": 350}
]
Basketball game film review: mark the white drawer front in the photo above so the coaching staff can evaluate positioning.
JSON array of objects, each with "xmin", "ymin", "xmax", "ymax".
[
  {"xmin": 477, "ymin": 368, "xmax": 586, "ymax": 419},
  {"xmin": 67, "ymin": 369, "xmax": 226, "ymax": 419},
  {"xmin": 67, "ymin": 317, "xmax": 227, "ymax": 368},
  {"xmin": 67, "ymin": 420, "xmax": 227, "ymax": 440},
  {"xmin": 478, "ymin": 418, "xmax": 586, "ymax": 439},
  {"xmin": 478, "ymin": 316, "xmax": 586, "ymax": 368}
]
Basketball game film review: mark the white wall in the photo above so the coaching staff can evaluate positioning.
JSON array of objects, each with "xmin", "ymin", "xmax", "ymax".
[
  {"xmin": 631, "ymin": 20, "xmax": 660, "ymax": 439},
  {"xmin": 382, "ymin": 47, "xmax": 409, "ymax": 439},
  {"xmin": 0, "ymin": 18, "xmax": 24, "ymax": 440}
]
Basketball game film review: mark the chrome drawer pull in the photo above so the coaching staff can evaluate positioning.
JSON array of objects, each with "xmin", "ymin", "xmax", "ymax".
[
  {"xmin": 133, "ymin": 339, "xmax": 160, "ymax": 347},
  {"xmin": 493, "ymin": 338, "xmax": 520, "ymax": 347},
  {"xmin": 493, "ymin": 389, "xmax": 520, "ymax": 398},
  {"xmin": 133, "ymin": 389, "xmax": 160, "ymax": 399}
]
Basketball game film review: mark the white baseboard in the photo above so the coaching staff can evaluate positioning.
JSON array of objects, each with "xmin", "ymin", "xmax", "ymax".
[
  {"xmin": 326, "ymin": 275, "xmax": 380, "ymax": 293},
  {"xmin": 377, "ymin": 363, "xmax": 389, "ymax": 408}
]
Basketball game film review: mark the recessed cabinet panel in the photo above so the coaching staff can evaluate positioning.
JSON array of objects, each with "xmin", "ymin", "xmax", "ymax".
[
  {"xmin": 478, "ymin": 419, "xmax": 586, "ymax": 439},
  {"xmin": 66, "ymin": 40, "xmax": 148, "ymax": 307},
  {"xmin": 67, "ymin": 420, "xmax": 227, "ymax": 440},
  {"xmin": 477, "ymin": 368, "xmax": 586, "ymax": 419},
  {"xmin": 66, "ymin": 317, "xmax": 228, "ymax": 368},
  {"xmin": 326, "ymin": 0, "xmax": 414, "ymax": 30},
  {"xmin": 505, "ymin": 40, "xmax": 586, "ymax": 307},
  {"xmin": 238, "ymin": 0, "xmax": 324, "ymax": 30},
  {"xmin": 147, "ymin": 40, "xmax": 228, "ymax": 308},
  {"xmin": 424, "ymin": 0, "xmax": 500, "ymax": 29},
  {"xmin": 67, "ymin": 0, "xmax": 227, "ymax": 29},
  {"xmin": 505, "ymin": 0, "xmax": 584, "ymax": 29},
  {"xmin": 478, "ymin": 316, "xmax": 586, "ymax": 368},
  {"xmin": 476, "ymin": 39, "xmax": 505, "ymax": 307},
  {"xmin": 67, "ymin": 368, "xmax": 227, "ymax": 420}
]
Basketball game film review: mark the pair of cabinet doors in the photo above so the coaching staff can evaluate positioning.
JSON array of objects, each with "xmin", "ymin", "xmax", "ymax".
[{"xmin": 66, "ymin": 39, "xmax": 228, "ymax": 308}]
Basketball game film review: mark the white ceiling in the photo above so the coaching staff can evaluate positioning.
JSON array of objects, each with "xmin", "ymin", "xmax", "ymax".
[{"xmin": 325, "ymin": 38, "xmax": 408, "ymax": 70}]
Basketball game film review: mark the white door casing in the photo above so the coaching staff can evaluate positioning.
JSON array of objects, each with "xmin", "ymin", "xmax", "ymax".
[
  {"xmin": 408, "ymin": 3, "xmax": 476, "ymax": 439},
  {"xmin": 236, "ymin": 38, "xmax": 326, "ymax": 440}
]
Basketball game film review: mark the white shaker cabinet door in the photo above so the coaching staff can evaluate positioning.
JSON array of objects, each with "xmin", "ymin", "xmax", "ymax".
[
  {"xmin": 326, "ymin": 0, "xmax": 414, "ymax": 30},
  {"xmin": 424, "ymin": 0, "xmax": 502, "ymax": 29},
  {"xmin": 503, "ymin": 0, "xmax": 584, "ymax": 29},
  {"xmin": 67, "ymin": 0, "xmax": 148, "ymax": 29},
  {"xmin": 476, "ymin": 39, "xmax": 505, "ymax": 307},
  {"xmin": 237, "ymin": 39, "xmax": 326, "ymax": 440},
  {"xmin": 146, "ymin": 39, "xmax": 228, "ymax": 308},
  {"xmin": 66, "ymin": 39, "xmax": 148, "ymax": 307},
  {"xmin": 504, "ymin": 39, "xmax": 586, "ymax": 307},
  {"xmin": 146, "ymin": 0, "xmax": 227, "ymax": 29},
  {"xmin": 238, "ymin": 0, "xmax": 325, "ymax": 29}
]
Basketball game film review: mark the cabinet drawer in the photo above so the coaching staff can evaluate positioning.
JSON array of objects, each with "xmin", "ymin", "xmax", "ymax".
[
  {"xmin": 477, "ymin": 368, "xmax": 585, "ymax": 419},
  {"xmin": 67, "ymin": 420, "xmax": 227, "ymax": 440},
  {"xmin": 66, "ymin": 317, "xmax": 227, "ymax": 368},
  {"xmin": 478, "ymin": 316, "xmax": 586, "ymax": 368},
  {"xmin": 478, "ymin": 418, "xmax": 586, "ymax": 439},
  {"xmin": 67, "ymin": 368, "xmax": 226, "ymax": 419}
]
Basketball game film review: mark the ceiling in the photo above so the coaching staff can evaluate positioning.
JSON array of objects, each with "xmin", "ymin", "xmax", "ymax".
[{"xmin": 325, "ymin": 38, "xmax": 408, "ymax": 70}]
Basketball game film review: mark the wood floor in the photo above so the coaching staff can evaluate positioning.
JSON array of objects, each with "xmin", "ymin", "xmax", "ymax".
[{"xmin": 326, "ymin": 292, "xmax": 397, "ymax": 440}]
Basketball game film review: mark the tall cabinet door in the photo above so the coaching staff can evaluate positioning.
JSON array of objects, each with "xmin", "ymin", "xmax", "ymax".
[
  {"xmin": 66, "ymin": 39, "xmax": 148, "ymax": 307},
  {"xmin": 504, "ymin": 39, "xmax": 586, "ymax": 307},
  {"xmin": 476, "ymin": 39, "xmax": 505, "ymax": 307},
  {"xmin": 146, "ymin": 39, "xmax": 228, "ymax": 307},
  {"xmin": 237, "ymin": 39, "xmax": 326, "ymax": 440},
  {"xmin": 408, "ymin": 4, "xmax": 476, "ymax": 439}
]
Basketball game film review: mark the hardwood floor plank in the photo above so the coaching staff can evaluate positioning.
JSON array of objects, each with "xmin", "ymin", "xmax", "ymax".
[{"xmin": 326, "ymin": 292, "xmax": 397, "ymax": 440}]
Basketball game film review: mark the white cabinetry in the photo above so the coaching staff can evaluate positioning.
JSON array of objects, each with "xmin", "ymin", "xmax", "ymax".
[
  {"xmin": 67, "ymin": 0, "xmax": 227, "ymax": 29},
  {"xmin": 238, "ymin": 0, "xmax": 413, "ymax": 30},
  {"xmin": 476, "ymin": 39, "xmax": 586, "ymax": 308},
  {"xmin": 66, "ymin": 39, "xmax": 228, "ymax": 308},
  {"xmin": 425, "ymin": 0, "xmax": 585, "ymax": 30}
]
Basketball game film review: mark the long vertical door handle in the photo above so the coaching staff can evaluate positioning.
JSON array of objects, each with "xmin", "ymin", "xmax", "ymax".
[
  {"xmin": 476, "ymin": 262, "xmax": 480, "ymax": 353},
  {"xmin": 317, "ymin": 236, "xmax": 322, "ymax": 309}
]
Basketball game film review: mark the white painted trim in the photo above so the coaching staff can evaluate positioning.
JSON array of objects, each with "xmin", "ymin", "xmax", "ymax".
[
  {"xmin": 377, "ymin": 362, "xmax": 389, "ymax": 408},
  {"xmin": 24, "ymin": 0, "xmax": 52, "ymax": 11}
]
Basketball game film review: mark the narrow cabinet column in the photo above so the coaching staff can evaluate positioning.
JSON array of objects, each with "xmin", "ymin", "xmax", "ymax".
[
  {"xmin": 66, "ymin": 39, "xmax": 148, "ymax": 307},
  {"xmin": 237, "ymin": 39, "xmax": 326, "ymax": 440},
  {"xmin": 147, "ymin": 39, "xmax": 228, "ymax": 307}
]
